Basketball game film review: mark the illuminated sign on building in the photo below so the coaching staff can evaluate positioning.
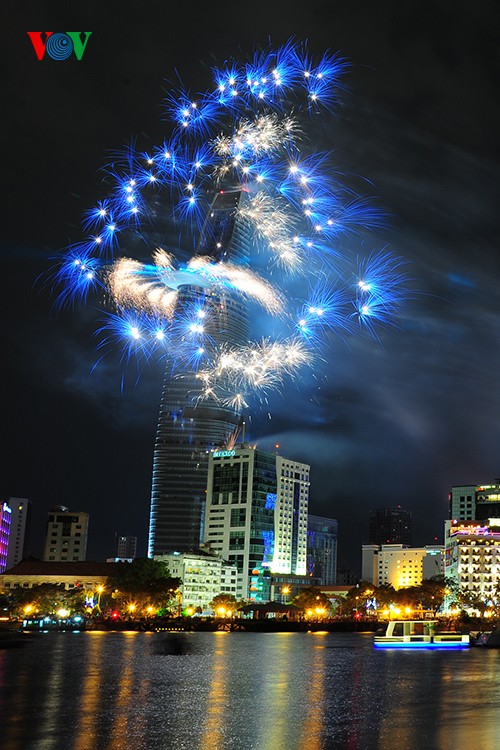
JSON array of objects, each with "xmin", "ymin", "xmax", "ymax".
[
  {"xmin": 265, "ymin": 493, "xmax": 277, "ymax": 510},
  {"xmin": 213, "ymin": 450, "xmax": 236, "ymax": 459},
  {"xmin": 451, "ymin": 521, "xmax": 500, "ymax": 537}
]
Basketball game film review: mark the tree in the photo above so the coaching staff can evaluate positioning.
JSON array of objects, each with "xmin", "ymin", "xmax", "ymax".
[
  {"xmin": 209, "ymin": 593, "xmax": 239, "ymax": 615},
  {"xmin": 343, "ymin": 582, "xmax": 381, "ymax": 618},
  {"xmin": 292, "ymin": 587, "xmax": 331, "ymax": 618},
  {"xmin": 6, "ymin": 583, "xmax": 87, "ymax": 619},
  {"xmin": 106, "ymin": 559, "xmax": 181, "ymax": 616}
]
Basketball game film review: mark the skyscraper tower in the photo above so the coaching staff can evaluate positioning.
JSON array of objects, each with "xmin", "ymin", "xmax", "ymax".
[{"xmin": 148, "ymin": 190, "xmax": 252, "ymax": 556}]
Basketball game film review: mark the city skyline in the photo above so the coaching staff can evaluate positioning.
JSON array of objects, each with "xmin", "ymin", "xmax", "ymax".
[{"xmin": 2, "ymin": 4, "xmax": 499, "ymax": 571}]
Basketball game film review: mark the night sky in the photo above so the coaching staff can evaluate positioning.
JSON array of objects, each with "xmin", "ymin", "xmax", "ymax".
[{"xmin": 2, "ymin": 3, "xmax": 499, "ymax": 573}]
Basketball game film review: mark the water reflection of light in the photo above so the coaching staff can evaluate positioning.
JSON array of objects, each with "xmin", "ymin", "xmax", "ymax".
[
  {"xmin": 298, "ymin": 633, "xmax": 326, "ymax": 750},
  {"xmin": 436, "ymin": 653, "xmax": 500, "ymax": 750},
  {"xmin": 1, "ymin": 643, "xmax": 35, "ymax": 750},
  {"xmin": 71, "ymin": 633, "xmax": 105, "ymax": 750},
  {"xmin": 261, "ymin": 633, "xmax": 294, "ymax": 749},
  {"xmin": 107, "ymin": 632, "xmax": 141, "ymax": 750},
  {"xmin": 40, "ymin": 634, "xmax": 78, "ymax": 750},
  {"xmin": 199, "ymin": 643, "xmax": 227, "ymax": 750}
]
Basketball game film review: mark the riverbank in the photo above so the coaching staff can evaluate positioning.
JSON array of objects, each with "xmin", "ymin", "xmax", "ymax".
[{"xmin": 14, "ymin": 616, "xmax": 381, "ymax": 633}]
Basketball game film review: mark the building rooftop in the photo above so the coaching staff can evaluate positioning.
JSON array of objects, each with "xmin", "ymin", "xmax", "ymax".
[{"xmin": 2, "ymin": 560, "xmax": 128, "ymax": 576}]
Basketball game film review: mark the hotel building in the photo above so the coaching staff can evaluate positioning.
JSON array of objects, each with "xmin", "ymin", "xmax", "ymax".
[
  {"xmin": 362, "ymin": 543, "xmax": 444, "ymax": 589},
  {"xmin": 445, "ymin": 518, "xmax": 500, "ymax": 605}
]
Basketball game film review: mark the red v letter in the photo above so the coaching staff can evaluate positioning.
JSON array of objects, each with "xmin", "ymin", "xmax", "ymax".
[{"xmin": 27, "ymin": 32, "xmax": 53, "ymax": 60}]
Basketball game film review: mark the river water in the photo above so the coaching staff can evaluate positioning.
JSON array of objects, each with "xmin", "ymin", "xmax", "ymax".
[{"xmin": 0, "ymin": 630, "xmax": 498, "ymax": 750}]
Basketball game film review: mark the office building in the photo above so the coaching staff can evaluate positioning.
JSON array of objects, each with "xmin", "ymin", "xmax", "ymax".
[
  {"xmin": 449, "ymin": 483, "xmax": 500, "ymax": 521},
  {"xmin": 445, "ymin": 518, "xmax": 500, "ymax": 606},
  {"xmin": 0, "ymin": 502, "xmax": 12, "ymax": 574},
  {"xmin": 115, "ymin": 535, "xmax": 137, "ymax": 561},
  {"xmin": 148, "ymin": 189, "xmax": 252, "ymax": 557},
  {"xmin": 307, "ymin": 514, "xmax": 338, "ymax": 585},
  {"xmin": 155, "ymin": 548, "xmax": 237, "ymax": 612},
  {"xmin": 6, "ymin": 498, "xmax": 32, "ymax": 570},
  {"xmin": 361, "ymin": 543, "xmax": 444, "ymax": 589},
  {"xmin": 368, "ymin": 506, "xmax": 412, "ymax": 546},
  {"xmin": 204, "ymin": 445, "xmax": 310, "ymax": 600},
  {"xmin": 43, "ymin": 506, "xmax": 89, "ymax": 562},
  {"xmin": 449, "ymin": 485, "xmax": 477, "ymax": 520}
]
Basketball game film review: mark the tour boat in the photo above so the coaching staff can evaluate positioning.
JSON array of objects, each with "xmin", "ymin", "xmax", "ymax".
[{"xmin": 373, "ymin": 619, "xmax": 469, "ymax": 649}]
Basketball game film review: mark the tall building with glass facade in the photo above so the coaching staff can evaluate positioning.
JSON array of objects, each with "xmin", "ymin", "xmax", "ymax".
[
  {"xmin": 148, "ymin": 190, "xmax": 252, "ymax": 556},
  {"xmin": 204, "ymin": 446, "xmax": 310, "ymax": 601},
  {"xmin": 307, "ymin": 514, "xmax": 338, "ymax": 585}
]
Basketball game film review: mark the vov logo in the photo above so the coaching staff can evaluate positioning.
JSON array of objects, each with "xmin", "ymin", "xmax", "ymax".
[{"xmin": 27, "ymin": 32, "xmax": 92, "ymax": 61}]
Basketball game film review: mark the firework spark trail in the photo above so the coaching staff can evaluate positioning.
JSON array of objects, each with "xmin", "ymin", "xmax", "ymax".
[{"xmin": 53, "ymin": 39, "xmax": 409, "ymax": 405}]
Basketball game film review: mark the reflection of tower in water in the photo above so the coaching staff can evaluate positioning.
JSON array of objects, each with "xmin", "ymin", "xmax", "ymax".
[{"xmin": 148, "ymin": 190, "xmax": 252, "ymax": 556}]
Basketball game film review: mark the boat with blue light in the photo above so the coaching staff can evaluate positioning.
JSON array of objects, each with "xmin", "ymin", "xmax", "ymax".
[{"xmin": 373, "ymin": 619, "xmax": 469, "ymax": 649}]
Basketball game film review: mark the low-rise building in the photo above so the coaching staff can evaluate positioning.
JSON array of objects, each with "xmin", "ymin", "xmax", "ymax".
[
  {"xmin": 362, "ymin": 544, "xmax": 444, "ymax": 589},
  {"xmin": 0, "ymin": 560, "xmax": 125, "ymax": 593},
  {"xmin": 155, "ymin": 548, "xmax": 238, "ymax": 612}
]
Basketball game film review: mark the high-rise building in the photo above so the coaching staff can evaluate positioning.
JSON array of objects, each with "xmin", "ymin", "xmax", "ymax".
[
  {"xmin": 6, "ymin": 498, "xmax": 31, "ymax": 570},
  {"xmin": 0, "ymin": 502, "xmax": 12, "ymax": 574},
  {"xmin": 368, "ymin": 506, "xmax": 412, "ymax": 546},
  {"xmin": 449, "ymin": 483, "xmax": 500, "ymax": 521},
  {"xmin": 148, "ymin": 190, "xmax": 252, "ymax": 557},
  {"xmin": 204, "ymin": 445, "xmax": 310, "ymax": 601},
  {"xmin": 43, "ymin": 506, "xmax": 89, "ymax": 562},
  {"xmin": 307, "ymin": 514, "xmax": 338, "ymax": 585}
]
